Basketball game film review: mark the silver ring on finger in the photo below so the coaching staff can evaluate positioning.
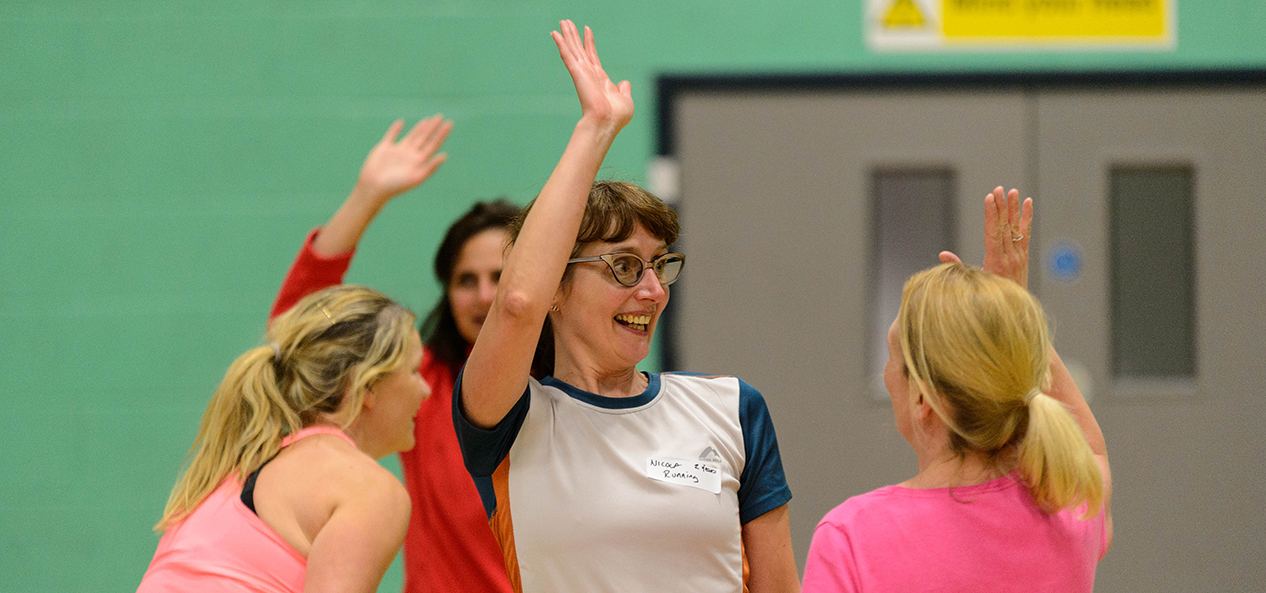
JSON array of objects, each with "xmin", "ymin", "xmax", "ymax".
[{"xmin": 1012, "ymin": 234, "xmax": 1024, "ymax": 242}]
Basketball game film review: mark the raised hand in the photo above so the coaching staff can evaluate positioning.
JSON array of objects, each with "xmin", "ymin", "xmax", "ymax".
[
  {"xmin": 938, "ymin": 186, "xmax": 1033, "ymax": 288},
  {"xmin": 309, "ymin": 116, "xmax": 452, "ymax": 257},
  {"xmin": 551, "ymin": 20, "xmax": 633, "ymax": 132},
  {"xmin": 355, "ymin": 115, "xmax": 453, "ymax": 205}
]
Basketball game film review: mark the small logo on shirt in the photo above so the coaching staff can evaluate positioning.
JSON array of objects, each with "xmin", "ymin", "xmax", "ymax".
[{"xmin": 698, "ymin": 446, "xmax": 722, "ymax": 463}]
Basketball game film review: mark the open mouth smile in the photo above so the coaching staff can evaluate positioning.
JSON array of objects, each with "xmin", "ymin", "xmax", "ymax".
[{"xmin": 614, "ymin": 313, "xmax": 651, "ymax": 332}]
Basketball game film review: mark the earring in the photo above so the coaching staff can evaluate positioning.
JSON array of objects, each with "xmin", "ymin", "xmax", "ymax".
[{"xmin": 550, "ymin": 305, "xmax": 560, "ymax": 312}]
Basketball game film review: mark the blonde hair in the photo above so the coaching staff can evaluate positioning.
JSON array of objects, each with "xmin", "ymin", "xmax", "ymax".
[
  {"xmin": 156, "ymin": 285, "xmax": 416, "ymax": 531},
  {"xmin": 897, "ymin": 263, "xmax": 1103, "ymax": 517}
]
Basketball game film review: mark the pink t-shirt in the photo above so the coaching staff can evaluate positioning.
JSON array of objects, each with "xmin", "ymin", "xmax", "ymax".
[
  {"xmin": 137, "ymin": 427, "xmax": 355, "ymax": 593},
  {"xmin": 802, "ymin": 473, "xmax": 1106, "ymax": 593}
]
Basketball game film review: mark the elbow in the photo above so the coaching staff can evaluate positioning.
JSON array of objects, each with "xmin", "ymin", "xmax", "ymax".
[
  {"xmin": 385, "ymin": 480, "xmax": 412, "ymax": 541},
  {"xmin": 497, "ymin": 289, "xmax": 544, "ymax": 324}
]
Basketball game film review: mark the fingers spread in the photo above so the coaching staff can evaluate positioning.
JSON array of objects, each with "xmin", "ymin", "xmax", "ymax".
[
  {"xmin": 1006, "ymin": 188, "xmax": 1021, "ymax": 233},
  {"xmin": 417, "ymin": 119, "xmax": 452, "ymax": 156},
  {"xmin": 984, "ymin": 190, "xmax": 1000, "ymax": 243},
  {"xmin": 404, "ymin": 115, "xmax": 439, "ymax": 146},
  {"xmin": 550, "ymin": 30, "xmax": 567, "ymax": 58},
  {"xmin": 585, "ymin": 25, "xmax": 602, "ymax": 68},
  {"xmin": 416, "ymin": 152, "xmax": 448, "ymax": 179},
  {"xmin": 1021, "ymin": 197, "xmax": 1034, "ymax": 237},
  {"xmin": 381, "ymin": 119, "xmax": 405, "ymax": 145}
]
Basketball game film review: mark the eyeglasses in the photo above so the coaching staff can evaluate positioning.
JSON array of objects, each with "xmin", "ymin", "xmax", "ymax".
[{"xmin": 566, "ymin": 252, "xmax": 685, "ymax": 287}]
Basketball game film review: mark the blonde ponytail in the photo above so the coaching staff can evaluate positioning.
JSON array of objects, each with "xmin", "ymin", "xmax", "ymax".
[
  {"xmin": 897, "ymin": 263, "xmax": 1102, "ymax": 516},
  {"xmin": 156, "ymin": 346, "xmax": 302, "ymax": 531},
  {"xmin": 1019, "ymin": 393, "xmax": 1104, "ymax": 517},
  {"xmin": 155, "ymin": 285, "xmax": 415, "ymax": 531}
]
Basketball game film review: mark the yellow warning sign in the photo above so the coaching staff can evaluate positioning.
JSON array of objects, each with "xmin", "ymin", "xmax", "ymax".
[
  {"xmin": 884, "ymin": 0, "xmax": 927, "ymax": 28},
  {"xmin": 943, "ymin": 0, "xmax": 1167, "ymax": 39},
  {"xmin": 867, "ymin": 0, "xmax": 1174, "ymax": 49}
]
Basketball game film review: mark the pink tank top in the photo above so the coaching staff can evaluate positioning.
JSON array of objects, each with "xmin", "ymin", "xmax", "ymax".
[{"xmin": 136, "ymin": 427, "xmax": 356, "ymax": 593}]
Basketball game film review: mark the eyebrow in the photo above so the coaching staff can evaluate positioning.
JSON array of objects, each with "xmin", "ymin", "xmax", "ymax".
[{"xmin": 601, "ymin": 243, "xmax": 669, "ymax": 256}]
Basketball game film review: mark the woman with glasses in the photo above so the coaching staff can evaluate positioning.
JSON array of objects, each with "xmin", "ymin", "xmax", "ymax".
[
  {"xmin": 801, "ymin": 189, "xmax": 1112, "ymax": 592},
  {"xmin": 453, "ymin": 20, "xmax": 799, "ymax": 593},
  {"xmin": 268, "ymin": 117, "xmax": 519, "ymax": 592}
]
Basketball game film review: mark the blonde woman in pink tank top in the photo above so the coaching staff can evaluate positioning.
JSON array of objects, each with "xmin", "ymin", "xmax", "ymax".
[
  {"xmin": 803, "ymin": 188, "xmax": 1113, "ymax": 592},
  {"xmin": 138, "ymin": 285, "xmax": 431, "ymax": 593}
]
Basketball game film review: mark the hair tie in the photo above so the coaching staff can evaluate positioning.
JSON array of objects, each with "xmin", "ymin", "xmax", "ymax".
[
  {"xmin": 1024, "ymin": 388, "xmax": 1041, "ymax": 405},
  {"xmin": 269, "ymin": 342, "xmax": 282, "ymax": 360}
]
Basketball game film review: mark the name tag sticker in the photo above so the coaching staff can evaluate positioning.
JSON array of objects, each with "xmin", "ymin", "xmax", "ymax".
[{"xmin": 646, "ymin": 457, "xmax": 721, "ymax": 494}]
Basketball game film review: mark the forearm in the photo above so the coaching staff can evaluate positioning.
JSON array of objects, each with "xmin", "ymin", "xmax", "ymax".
[
  {"xmin": 311, "ymin": 185, "xmax": 389, "ymax": 257},
  {"xmin": 498, "ymin": 117, "xmax": 619, "ymax": 303},
  {"xmin": 462, "ymin": 118, "xmax": 620, "ymax": 427},
  {"xmin": 1047, "ymin": 348, "xmax": 1107, "ymax": 457}
]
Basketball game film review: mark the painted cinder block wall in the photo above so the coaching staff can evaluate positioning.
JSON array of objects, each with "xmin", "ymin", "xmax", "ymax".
[{"xmin": 2, "ymin": 1, "xmax": 1263, "ymax": 591}]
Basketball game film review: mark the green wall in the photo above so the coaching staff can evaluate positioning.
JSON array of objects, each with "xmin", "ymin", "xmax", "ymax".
[{"xmin": 2, "ymin": 1, "xmax": 1262, "ymax": 591}]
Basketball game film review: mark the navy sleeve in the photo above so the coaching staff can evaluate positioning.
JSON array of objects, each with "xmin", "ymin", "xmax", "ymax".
[
  {"xmin": 452, "ymin": 369, "xmax": 531, "ymax": 478},
  {"xmin": 737, "ymin": 378, "xmax": 792, "ymax": 524}
]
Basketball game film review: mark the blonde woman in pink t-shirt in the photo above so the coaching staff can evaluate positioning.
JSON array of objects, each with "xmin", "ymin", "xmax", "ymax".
[
  {"xmin": 138, "ymin": 285, "xmax": 431, "ymax": 593},
  {"xmin": 803, "ymin": 188, "xmax": 1112, "ymax": 593}
]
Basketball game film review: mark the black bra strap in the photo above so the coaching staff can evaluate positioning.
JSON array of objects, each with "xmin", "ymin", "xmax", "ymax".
[{"xmin": 239, "ymin": 455, "xmax": 279, "ymax": 515}]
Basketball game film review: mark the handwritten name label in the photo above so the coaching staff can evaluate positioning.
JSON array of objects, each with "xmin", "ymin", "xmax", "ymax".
[{"xmin": 646, "ymin": 457, "xmax": 721, "ymax": 494}]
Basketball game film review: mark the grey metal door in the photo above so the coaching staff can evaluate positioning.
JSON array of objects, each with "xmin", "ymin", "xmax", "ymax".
[{"xmin": 673, "ymin": 89, "xmax": 1028, "ymax": 569}]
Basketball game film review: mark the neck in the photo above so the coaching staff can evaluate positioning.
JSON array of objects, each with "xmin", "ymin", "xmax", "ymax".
[
  {"xmin": 553, "ymin": 360, "xmax": 647, "ymax": 398},
  {"xmin": 902, "ymin": 448, "xmax": 1013, "ymax": 489},
  {"xmin": 338, "ymin": 418, "xmax": 389, "ymax": 460}
]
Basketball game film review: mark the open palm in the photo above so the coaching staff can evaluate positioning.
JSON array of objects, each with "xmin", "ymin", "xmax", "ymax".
[
  {"xmin": 357, "ymin": 115, "xmax": 453, "ymax": 204},
  {"xmin": 551, "ymin": 20, "xmax": 633, "ymax": 130},
  {"xmin": 939, "ymin": 186, "xmax": 1033, "ymax": 288}
]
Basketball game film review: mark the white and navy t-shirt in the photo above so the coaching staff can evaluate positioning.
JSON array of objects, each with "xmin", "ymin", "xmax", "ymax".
[{"xmin": 454, "ymin": 372, "xmax": 792, "ymax": 593}]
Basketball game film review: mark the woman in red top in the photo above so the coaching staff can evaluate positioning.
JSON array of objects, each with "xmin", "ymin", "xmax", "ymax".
[{"xmin": 269, "ymin": 115, "xmax": 516, "ymax": 593}]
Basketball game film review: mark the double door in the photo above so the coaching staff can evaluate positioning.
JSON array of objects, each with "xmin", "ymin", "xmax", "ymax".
[{"xmin": 667, "ymin": 80, "xmax": 1266, "ymax": 591}]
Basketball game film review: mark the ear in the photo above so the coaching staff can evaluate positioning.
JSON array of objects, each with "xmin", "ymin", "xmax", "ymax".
[
  {"xmin": 551, "ymin": 283, "xmax": 569, "ymax": 313},
  {"xmin": 357, "ymin": 383, "xmax": 378, "ymax": 410},
  {"xmin": 912, "ymin": 388, "xmax": 934, "ymax": 421}
]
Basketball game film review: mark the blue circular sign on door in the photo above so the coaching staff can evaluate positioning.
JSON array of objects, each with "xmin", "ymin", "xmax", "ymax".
[{"xmin": 1048, "ymin": 241, "xmax": 1083, "ymax": 283}]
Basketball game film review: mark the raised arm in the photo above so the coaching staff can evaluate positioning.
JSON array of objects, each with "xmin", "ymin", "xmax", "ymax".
[
  {"xmin": 269, "ymin": 116, "xmax": 452, "ymax": 321},
  {"xmin": 943, "ymin": 186, "xmax": 1112, "ymax": 548},
  {"xmin": 313, "ymin": 116, "xmax": 453, "ymax": 256},
  {"xmin": 460, "ymin": 21, "xmax": 633, "ymax": 428}
]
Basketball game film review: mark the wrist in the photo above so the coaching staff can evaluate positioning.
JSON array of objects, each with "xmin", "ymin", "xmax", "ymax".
[
  {"xmin": 346, "ymin": 183, "xmax": 393, "ymax": 213},
  {"xmin": 574, "ymin": 114, "xmax": 624, "ymax": 143}
]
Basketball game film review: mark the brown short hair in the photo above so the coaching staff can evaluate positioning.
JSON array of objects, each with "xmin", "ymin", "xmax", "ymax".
[
  {"xmin": 509, "ymin": 180, "xmax": 680, "ymax": 258},
  {"xmin": 508, "ymin": 180, "xmax": 680, "ymax": 378}
]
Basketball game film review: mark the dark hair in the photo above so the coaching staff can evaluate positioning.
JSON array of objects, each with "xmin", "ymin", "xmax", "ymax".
[
  {"xmin": 508, "ymin": 180, "xmax": 681, "ymax": 378},
  {"xmin": 420, "ymin": 199, "xmax": 520, "ymax": 373}
]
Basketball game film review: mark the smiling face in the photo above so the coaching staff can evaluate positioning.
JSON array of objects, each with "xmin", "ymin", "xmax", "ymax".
[
  {"xmin": 447, "ymin": 228, "xmax": 508, "ymax": 345},
  {"xmin": 366, "ymin": 330, "xmax": 430, "ymax": 455},
  {"xmin": 551, "ymin": 223, "xmax": 671, "ymax": 376}
]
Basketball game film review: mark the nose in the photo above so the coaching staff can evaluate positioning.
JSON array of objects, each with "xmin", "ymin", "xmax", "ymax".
[
  {"xmin": 477, "ymin": 276, "xmax": 498, "ymax": 305},
  {"xmin": 419, "ymin": 377, "xmax": 433, "ymax": 401},
  {"xmin": 635, "ymin": 266, "xmax": 668, "ymax": 302}
]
